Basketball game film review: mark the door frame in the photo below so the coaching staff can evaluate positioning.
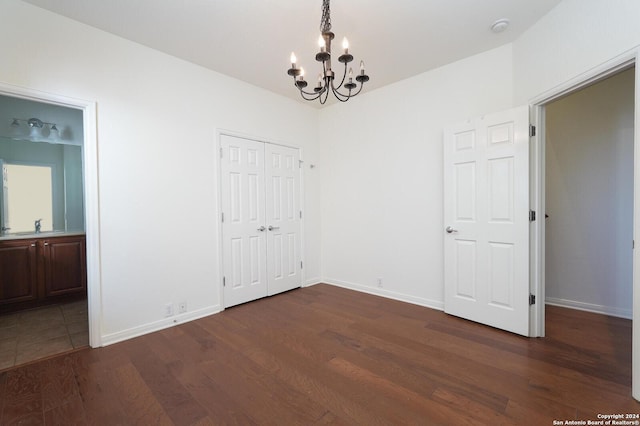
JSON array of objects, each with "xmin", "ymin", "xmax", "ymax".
[
  {"xmin": 215, "ymin": 129, "xmax": 306, "ymax": 309},
  {"xmin": 529, "ymin": 47, "xmax": 639, "ymax": 398},
  {"xmin": 0, "ymin": 81, "xmax": 102, "ymax": 347}
]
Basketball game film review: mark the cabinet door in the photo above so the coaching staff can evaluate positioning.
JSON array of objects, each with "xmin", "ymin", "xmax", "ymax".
[
  {"xmin": 0, "ymin": 240, "xmax": 38, "ymax": 304},
  {"xmin": 43, "ymin": 236, "xmax": 86, "ymax": 297}
]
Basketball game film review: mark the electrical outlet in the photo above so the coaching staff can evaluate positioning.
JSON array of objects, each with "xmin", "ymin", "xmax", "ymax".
[
  {"xmin": 178, "ymin": 301, "xmax": 187, "ymax": 314},
  {"xmin": 164, "ymin": 303, "xmax": 174, "ymax": 317},
  {"xmin": 377, "ymin": 277, "xmax": 383, "ymax": 288}
]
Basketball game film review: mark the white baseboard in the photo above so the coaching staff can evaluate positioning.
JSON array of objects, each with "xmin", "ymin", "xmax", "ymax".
[
  {"xmin": 100, "ymin": 304, "xmax": 222, "ymax": 347},
  {"xmin": 323, "ymin": 278, "xmax": 444, "ymax": 311},
  {"xmin": 545, "ymin": 297, "xmax": 632, "ymax": 319},
  {"xmin": 304, "ymin": 277, "xmax": 322, "ymax": 287}
]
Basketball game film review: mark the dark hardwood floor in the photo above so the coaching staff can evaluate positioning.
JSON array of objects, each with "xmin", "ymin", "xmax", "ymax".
[{"xmin": 0, "ymin": 283, "xmax": 637, "ymax": 424}]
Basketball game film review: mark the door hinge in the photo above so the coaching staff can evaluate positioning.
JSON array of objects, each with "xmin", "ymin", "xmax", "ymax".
[
  {"xmin": 529, "ymin": 125, "xmax": 536, "ymax": 137},
  {"xmin": 221, "ymin": 212, "xmax": 224, "ymax": 223},
  {"xmin": 300, "ymin": 261, "xmax": 303, "ymax": 269},
  {"xmin": 299, "ymin": 159, "xmax": 303, "ymax": 169},
  {"xmin": 220, "ymin": 147, "xmax": 223, "ymax": 158},
  {"xmin": 634, "ymin": 240, "xmax": 635, "ymax": 249},
  {"xmin": 529, "ymin": 294, "xmax": 536, "ymax": 305},
  {"xmin": 529, "ymin": 210, "xmax": 536, "ymax": 222},
  {"xmin": 223, "ymin": 276, "xmax": 226, "ymax": 287},
  {"xmin": 299, "ymin": 210, "xmax": 303, "ymax": 219}
]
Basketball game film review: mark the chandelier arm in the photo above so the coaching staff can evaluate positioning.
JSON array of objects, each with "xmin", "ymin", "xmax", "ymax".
[
  {"xmin": 299, "ymin": 89, "xmax": 323, "ymax": 101},
  {"xmin": 331, "ymin": 79, "xmax": 365, "ymax": 101},
  {"xmin": 319, "ymin": 88, "xmax": 330, "ymax": 105},
  {"xmin": 329, "ymin": 75, "xmax": 355, "ymax": 102},
  {"xmin": 347, "ymin": 81, "xmax": 365, "ymax": 97},
  {"xmin": 294, "ymin": 79, "xmax": 327, "ymax": 97},
  {"xmin": 332, "ymin": 62, "xmax": 348, "ymax": 91},
  {"xmin": 300, "ymin": 87, "xmax": 326, "ymax": 97},
  {"xmin": 330, "ymin": 85, "xmax": 353, "ymax": 103}
]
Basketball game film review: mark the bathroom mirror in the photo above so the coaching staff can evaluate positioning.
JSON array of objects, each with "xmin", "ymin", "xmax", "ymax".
[
  {"xmin": 2, "ymin": 163, "xmax": 54, "ymax": 234},
  {"xmin": 0, "ymin": 136, "xmax": 84, "ymax": 235}
]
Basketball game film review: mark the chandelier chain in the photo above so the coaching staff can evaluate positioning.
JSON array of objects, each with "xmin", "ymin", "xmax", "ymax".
[{"xmin": 320, "ymin": 0, "xmax": 331, "ymax": 33}]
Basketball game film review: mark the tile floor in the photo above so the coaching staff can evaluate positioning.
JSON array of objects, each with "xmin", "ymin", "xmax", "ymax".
[{"xmin": 0, "ymin": 299, "xmax": 88, "ymax": 370}]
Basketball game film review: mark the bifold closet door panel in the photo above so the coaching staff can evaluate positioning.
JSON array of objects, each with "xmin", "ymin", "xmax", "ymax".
[
  {"xmin": 220, "ymin": 135, "xmax": 268, "ymax": 308},
  {"xmin": 264, "ymin": 143, "xmax": 302, "ymax": 296}
]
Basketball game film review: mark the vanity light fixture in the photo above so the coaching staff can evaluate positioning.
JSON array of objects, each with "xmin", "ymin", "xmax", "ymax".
[
  {"xmin": 10, "ymin": 117, "xmax": 60, "ymax": 140},
  {"xmin": 287, "ymin": 0, "xmax": 369, "ymax": 104}
]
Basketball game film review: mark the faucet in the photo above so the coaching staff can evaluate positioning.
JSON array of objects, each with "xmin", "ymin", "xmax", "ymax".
[{"xmin": 35, "ymin": 219, "xmax": 42, "ymax": 234}]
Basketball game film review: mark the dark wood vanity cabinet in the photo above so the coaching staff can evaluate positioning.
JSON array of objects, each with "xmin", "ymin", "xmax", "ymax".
[
  {"xmin": 0, "ymin": 239, "xmax": 38, "ymax": 305},
  {"xmin": 0, "ymin": 235, "xmax": 86, "ymax": 312},
  {"xmin": 43, "ymin": 237, "xmax": 87, "ymax": 297}
]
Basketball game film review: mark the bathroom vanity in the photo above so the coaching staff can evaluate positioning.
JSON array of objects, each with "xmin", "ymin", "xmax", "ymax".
[{"xmin": 0, "ymin": 232, "xmax": 86, "ymax": 313}]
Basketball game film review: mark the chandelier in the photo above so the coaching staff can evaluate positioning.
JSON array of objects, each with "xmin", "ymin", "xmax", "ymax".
[{"xmin": 287, "ymin": 0, "xmax": 369, "ymax": 104}]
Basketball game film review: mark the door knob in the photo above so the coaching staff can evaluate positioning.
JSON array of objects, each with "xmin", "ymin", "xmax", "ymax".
[
  {"xmin": 257, "ymin": 226, "xmax": 266, "ymax": 232},
  {"xmin": 268, "ymin": 225, "xmax": 280, "ymax": 231},
  {"xmin": 445, "ymin": 226, "xmax": 458, "ymax": 234}
]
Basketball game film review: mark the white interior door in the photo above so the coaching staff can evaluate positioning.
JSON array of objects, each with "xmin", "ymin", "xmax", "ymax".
[
  {"xmin": 265, "ymin": 143, "xmax": 302, "ymax": 295},
  {"xmin": 443, "ymin": 105, "xmax": 530, "ymax": 336},
  {"xmin": 220, "ymin": 135, "xmax": 302, "ymax": 308},
  {"xmin": 220, "ymin": 135, "xmax": 268, "ymax": 308}
]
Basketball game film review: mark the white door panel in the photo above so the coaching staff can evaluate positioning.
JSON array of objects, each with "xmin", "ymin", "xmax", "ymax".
[
  {"xmin": 265, "ymin": 143, "xmax": 302, "ymax": 295},
  {"xmin": 221, "ymin": 135, "xmax": 268, "ymax": 308},
  {"xmin": 444, "ymin": 106, "xmax": 530, "ymax": 336},
  {"xmin": 220, "ymin": 136, "xmax": 301, "ymax": 308}
]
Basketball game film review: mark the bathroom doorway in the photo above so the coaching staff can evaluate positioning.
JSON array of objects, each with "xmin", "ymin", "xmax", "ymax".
[{"xmin": 0, "ymin": 84, "xmax": 101, "ymax": 369}]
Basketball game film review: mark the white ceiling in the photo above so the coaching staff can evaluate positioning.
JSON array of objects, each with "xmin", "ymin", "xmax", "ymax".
[{"xmin": 23, "ymin": 0, "xmax": 562, "ymax": 107}]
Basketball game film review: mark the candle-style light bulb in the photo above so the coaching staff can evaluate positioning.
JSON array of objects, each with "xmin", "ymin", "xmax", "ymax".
[
  {"xmin": 290, "ymin": 52, "xmax": 297, "ymax": 65},
  {"xmin": 349, "ymin": 68, "xmax": 354, "ymax": 79},
  {"xmin": 299, "ymin": 67, "xmax": 305, "ymax": 80},
  {"xmin": 360, "ymin": 60, "xmax": 365, "ymax": 74},
  {"xmin": 342, "ymin": 37, "xmax": 349, "ymax": 54},
  {"xmin": 318, "ymin": 35, "xmax": 326, "ymax": 52},
  {"xmin": 317, "ymin": 73, "xmax": 323, "ymax": 87}
]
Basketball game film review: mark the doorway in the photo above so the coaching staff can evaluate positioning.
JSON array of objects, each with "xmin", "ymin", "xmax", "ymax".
[
  {"xmin": 0, "ymin": 93, "xmax": 90, "ymax": 368},
  {"xmin": 530, "ymin": 52, "xmax": 639, "ymax": 399},
  {"xmin": 544, "ymin": 68, "xmax": 634, "ymax": 319},
  {"xmin": 0, "ymin": 82, "xmax": 101, "ymax": 362}
]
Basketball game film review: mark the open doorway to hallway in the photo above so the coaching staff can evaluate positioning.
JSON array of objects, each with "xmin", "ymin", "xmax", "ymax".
[{"xmin": 544, "ymin": 67, "xmax": 635, "ymax": 320}]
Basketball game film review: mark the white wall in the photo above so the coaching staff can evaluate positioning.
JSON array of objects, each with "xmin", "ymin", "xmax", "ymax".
[
  {"xmin": 0, "ymin": 0, "xmax": 321, "ymax": 343},
  {"xmin": 545, "ymin": 68, "xmax": 634, "ymax": 318},
  {"xmin": 513, "ymin": 0, "xmax": 640, "ymax": 104},
  {"xmin": 319, "ymin": 45, "xmax": 514, "ymax": 308}
]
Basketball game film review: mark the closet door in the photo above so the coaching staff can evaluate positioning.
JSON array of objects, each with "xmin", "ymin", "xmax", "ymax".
[
  {"xmin": 265, "ymin": 144, "xmax": 302, "ymax": 295},
  {"xmin": 220, "ymin": 135, "xmax": 268, "ymax": 308}
]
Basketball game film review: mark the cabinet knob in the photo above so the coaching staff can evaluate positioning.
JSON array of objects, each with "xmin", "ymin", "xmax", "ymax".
[
  {"xmin": 43, "ymin": 242, "xmax": 49, "ymax": 246},
  {"xmin": 30, "ymin": 243, "xmax": 36, "ymax": 247}
]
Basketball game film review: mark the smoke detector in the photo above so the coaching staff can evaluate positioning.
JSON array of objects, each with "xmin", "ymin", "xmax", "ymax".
[{"xmin": 490, "ymin": 19, "xmax": 510, "ymax": 33}]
